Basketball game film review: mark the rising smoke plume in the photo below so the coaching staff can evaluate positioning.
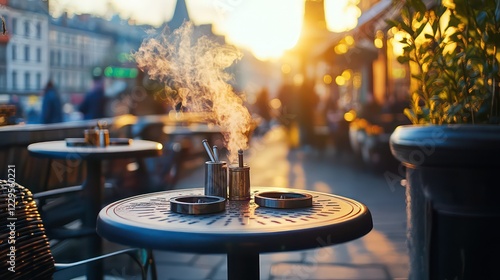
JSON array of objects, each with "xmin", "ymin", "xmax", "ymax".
[{"xmin": 134, "ymin": 21, "xmax": 252, "ymax": 162}]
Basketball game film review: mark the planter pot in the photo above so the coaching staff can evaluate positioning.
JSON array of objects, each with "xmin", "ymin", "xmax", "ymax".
[{"xmin": 390, "ymin": 125, "xmax": 500, "ymax": 280}]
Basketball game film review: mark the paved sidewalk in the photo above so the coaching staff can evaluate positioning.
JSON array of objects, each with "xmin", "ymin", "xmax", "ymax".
[
  {"xmin": 53, "ymin": 126, "xmax": 408, "ymax": 279},
  {"xmin": 149, "ymin": 126, "xmax": 409, "ymax": 280}
]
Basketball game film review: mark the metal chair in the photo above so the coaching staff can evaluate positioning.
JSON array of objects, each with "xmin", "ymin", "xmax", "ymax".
[
  {"xmin": 33, "ymin": 184, "xmax": 95, "ymax": 241},
  {"xmin": 0, "ymin": 180, "xmax": 156, "ymax": 280}
]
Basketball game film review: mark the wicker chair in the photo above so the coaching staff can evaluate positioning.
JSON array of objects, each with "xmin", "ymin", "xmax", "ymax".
[{"xmin": 0, "ymin": 180, "xmax": 156, "ymax": 280}]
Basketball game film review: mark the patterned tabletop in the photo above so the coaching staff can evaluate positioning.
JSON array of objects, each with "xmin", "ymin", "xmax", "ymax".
[{"xmin": 97, "ymin": 187, "xmax": 373, "ymax": 254}]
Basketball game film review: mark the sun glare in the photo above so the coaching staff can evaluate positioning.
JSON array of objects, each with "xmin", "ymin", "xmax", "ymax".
[
  {"xmin": 50, "ymin": 0, "xmax": 174, "ymax": 26},
  {"xmin": 51, "ymin": 0, "xmax": 304, "ymax": 61},
  {"xmin": 324, "ymin": 0, "xmax": 361, "ymax": 33},
  {"xmin": 221, "ymin": 0, "xmax": 304, "ymax": 61}
]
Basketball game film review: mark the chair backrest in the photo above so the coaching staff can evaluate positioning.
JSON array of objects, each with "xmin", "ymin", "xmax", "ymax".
[{"xmin": 0, "ymin": 179, "xmax": 55, "ymax": 279}]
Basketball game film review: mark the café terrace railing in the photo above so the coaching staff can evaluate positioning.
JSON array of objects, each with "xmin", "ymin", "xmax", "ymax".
[{"xmin": 0, "ymin": 112, "xmax": 218, "ymax": 194}]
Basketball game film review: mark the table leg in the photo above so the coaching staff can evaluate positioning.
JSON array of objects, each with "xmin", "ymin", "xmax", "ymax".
[
  {"xmin": 83, "ymin": 159, "xmax": 104, "ymax": 279},
  {"xmin": 227, "ymin": 252, "xmax": 260, "ymax": 280}
]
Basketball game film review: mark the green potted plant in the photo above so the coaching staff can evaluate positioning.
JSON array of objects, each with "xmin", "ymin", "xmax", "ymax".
[{"xmin": 386, "ymin": 0, "xmax": 500, "ymax": 279}]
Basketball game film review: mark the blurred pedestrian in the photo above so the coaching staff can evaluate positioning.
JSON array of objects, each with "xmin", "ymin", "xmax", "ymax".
[
  {"xmin": 297, "ymin": 78, "xmax": 319, "ymax": 148},
  {"xmin": 40, "ymin": 80, "xmax": 63, "ymax": 124},
  {"xmin": 255, "ymin": 87, "xmax": 271, "ymax": 120},
  {"xmin": 254, "ymin": 87, "xmax": 272, "ymax": 135},
  {"xmin": 358, "ymin": 94, "xmax": 381, "ymax": 120},
  {"xmin": 324, "ymin": 92, "xmax": 350, "ymax": 155},
  {"xmin": 277, "ymin": 81, "xmax": 300, "ymax": 148},
  {"xmin": 8, "ymin": 94, "xmax": 24, "ymax": 123},
  {"xmin": 79, "ymin": 74, "xmax": 106, "ymax": 120}
]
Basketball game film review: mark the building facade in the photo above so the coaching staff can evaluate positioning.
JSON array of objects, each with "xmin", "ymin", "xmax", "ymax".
[
  {"xmin": 0, "ymin": 0, "xmax": 149, "ymax": 101},
  {"xmin": 49, "ymin": 18, "xmax": 114, "ymax": 98},
  {"xmin": 0, "ymin": 1, "xmax": 49, "ymax": 96}
]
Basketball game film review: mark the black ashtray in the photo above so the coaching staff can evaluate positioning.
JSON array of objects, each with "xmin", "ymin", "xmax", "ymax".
[
  {"xmin": 170, "ymin": 195, "xmax": 226, "ymax": 215},
  {"xmin": 254, "ymin": 191, "xmax": 313, "ymax": 209},
  {"xmin": 65, "ymin": 138, "xmax": 132, "ymax": 147},
  {"xmin": 65, "ymin": 138, "xmax": 88, "ymax": 147}
]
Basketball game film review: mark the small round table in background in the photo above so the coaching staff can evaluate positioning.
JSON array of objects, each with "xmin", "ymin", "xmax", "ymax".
[
  {"xmin": 97, "ymin": 187, "xmax": 373, "ymax": 280},
  {"xmin": 28, "ymin": 139, "xmax": 163, "ymax": 279}
]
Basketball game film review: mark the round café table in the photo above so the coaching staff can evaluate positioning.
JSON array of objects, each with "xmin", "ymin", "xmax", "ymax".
[
  {"xmin": 97, "ymin": 187, "xmax": 373, "ymax": 280},
  {"xmin": 28, "ymin": 139, "xmax": 163, "ymax": 279}
]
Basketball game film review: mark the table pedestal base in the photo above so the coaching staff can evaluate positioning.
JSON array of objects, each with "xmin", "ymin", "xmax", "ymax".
[
  {"xmin": 83, "ymin": 160, "xmax": 103, "ymax": 280},
  {"xmin": 228, "ymin": 252, "xmax": 260, "ymax": 280}
]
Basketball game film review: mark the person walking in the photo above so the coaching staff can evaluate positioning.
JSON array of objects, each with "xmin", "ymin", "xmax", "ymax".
[
  {"xmin": 277, "ymin": 81, "xmax": 300, "ymax": 148},
  {"xmin": 40, "ymin": 80, "xmax": 63, "ymax": 124},
  {"xmin": 79, "ymin": 74, "xmax": 106, "ymax": 120},
  {"xmin": 296, "ymin": 78, "xmax": 319, "ymax": 149},
  {"xmin": 254, "ymin": 87, "xmax": 272, "ymax": 135}
]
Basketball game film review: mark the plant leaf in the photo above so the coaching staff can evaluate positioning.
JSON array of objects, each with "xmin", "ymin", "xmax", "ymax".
[
  {"xmin": 410, "ymin": 0, "xmax": 427, "ymax": 15},
  {"xmin": 397, "ymin": 56, "xmax": 411, "ymax": 64},
  {"xmin": 385, "ymin": 19, "xmax": 400, "ymax": 29}
]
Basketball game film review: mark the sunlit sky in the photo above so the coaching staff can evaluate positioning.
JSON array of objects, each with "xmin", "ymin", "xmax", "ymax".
[{"xmin": 50, "ymin": 0, "xmax": 359, "ymax": 60}]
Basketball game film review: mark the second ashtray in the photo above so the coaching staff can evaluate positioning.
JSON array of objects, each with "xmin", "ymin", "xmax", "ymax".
[
  {"xmin": 170, "ymin": 195, "xmax": 226, "ymax": 215},
  {"xmin": 254, "ymin": 191, "xmax": 313, "ymax": 209}
]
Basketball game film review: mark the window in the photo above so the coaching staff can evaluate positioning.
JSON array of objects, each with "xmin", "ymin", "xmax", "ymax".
[
  {"xmin": 36, "ymin": 22, "xmax": 41, "ymax": 39},
  {"xmin": 36, "ymin": 47, "xmax": 41, "ymax": 62},
  {"xmin": 50, "ymin": 50, "xmax": 54, "ymax": 66},
  {"xmin": 0, "ymin": 45, "xmax": 5, "ymax": 61},
  {"xmin": 24, "ymin": 45, "xmax": 30, "ymax": 61},
  {"xmin": 11, "ymin": 18, "xmax": 17, "ymax": 34},
  {"xmin": 63, "ymin": 71, "xmax": 68, "ymax": 85},
  {"xmin": 64, "ymin": 51, "xmax": 69, "ymax": 66},
  {"xmin": 11, "ymin": 44, "xmax": 16, "ymax": 60},
  {"xmin": 24, "ymin": 20, "xmax": 29, "ymax": 36},
  {"xmin": 36, "ymin": 73, "xmax": 41, "ymax": 90},
  {"xmin": 56, "ymin": 72, "xmax": 61, "ymax": 87},
  {"xmin": 0, "ymin": 74, "xmax": 5, "ymax": 91},
  {"xmin": 12, "ymin": 71, "xmax": 17, "ymax": 90},
  {"xmin": 24, "ymin": 72, "xmax": 30, "ymax": 90}
]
